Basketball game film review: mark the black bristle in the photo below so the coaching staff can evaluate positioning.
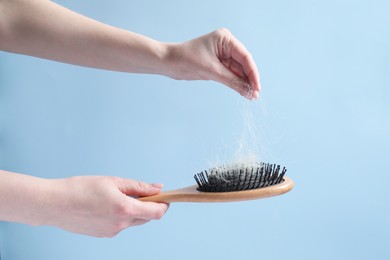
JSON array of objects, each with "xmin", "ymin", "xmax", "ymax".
[
  {"xmin": 250, "ymin": 167, "xmax": 260, "ymax": 190},
  {"xmin": 270, "ymin": 165, "xmax": 280, "ymax": 185},
  {"xmin": 263, "ymin": 165, "xmax": 271, "ymax": 186},
  {"xmin": 278, "ymin": 167, "xmax": 287, "ymax": 183},
  {"xmin": 257, "ymin": 166, "xmax": 264, "ymax": 189},
  {"xmin": 194, "ymin": 174, "xmax": 202, "ymax": 188},
  {"xmin": 194, "ymin": 162, "xmax": 287, "ymax": 192}
]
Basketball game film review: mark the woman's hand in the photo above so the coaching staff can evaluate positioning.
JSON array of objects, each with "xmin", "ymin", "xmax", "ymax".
[
  {"xmin": 47, "ymin": 176, "xmax": 169, "ymax": 237},
  {"xmin": 166, "ymin": 28, "xmax": 261, "ymax": 100},
  {"xmin": 0, "ymin": 171, "xmax": 169, "ymax": 238}
]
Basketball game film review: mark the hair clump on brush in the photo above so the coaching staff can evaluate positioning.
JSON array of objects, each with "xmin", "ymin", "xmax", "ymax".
[{"xmin": 194, "ymin": 162, "xmax": 287, "ymax": 192}]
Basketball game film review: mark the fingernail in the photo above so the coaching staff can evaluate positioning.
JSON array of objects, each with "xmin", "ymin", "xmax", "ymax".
[{"xmin": 151, "ymin": 183, "xmax": 164, "ymax": 189}]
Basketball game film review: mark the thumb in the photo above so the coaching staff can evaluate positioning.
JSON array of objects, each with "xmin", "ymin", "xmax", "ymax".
[
  {"xmin": 115, "ymin": 178, "xmax": 163, "ymax": 197},
  {"xmin": 212, "ymin": 61, "xmax": 256, "ymax": 100}
]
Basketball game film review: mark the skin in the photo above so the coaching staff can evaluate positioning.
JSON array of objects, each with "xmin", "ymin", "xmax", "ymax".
[
  {"xmin": 0, "ymin": 171, "xmax": 168, "ymax": 237},
  {"xmin": 0, "ymin": 0, "xmax": 261, "ymax": 237}
]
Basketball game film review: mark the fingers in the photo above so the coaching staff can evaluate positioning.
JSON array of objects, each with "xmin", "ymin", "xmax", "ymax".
[
  {"xmin": 211, "ymin": 61, "xmax": 254, "ymax": 99},
  {"xmin": 221, "ymin": 56, "xmax": 247, "ymax": 80},
  {"xmin": 227, "ymin": 34, "xmax": 261, "ymax": 96},
  {"xmin": 114, "ymin": 177, "xmax": 163, "ymax": 197},
  {"xmin": 131, "ymin": 200, "xmax": 170, "ymax": 220},
  {"xmin": 129, "ymin": 218, "xmax": 150, "ymax": 227},
  {"xmin": 211, "ymin": 28, "xmax": 260, "ymax": 99},
  {"xmin": 113, "ymin": 177, "xmax": 169, "ymax": 222}
]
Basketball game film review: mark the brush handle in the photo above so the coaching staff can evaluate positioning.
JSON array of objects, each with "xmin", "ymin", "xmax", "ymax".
[{"xmin": 138, "ymin": 177, "xmax": 294, "ymax": 203}]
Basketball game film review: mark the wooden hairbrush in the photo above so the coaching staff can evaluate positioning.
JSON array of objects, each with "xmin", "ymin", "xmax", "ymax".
[{"xmin": 139, "ymin": 162, "xmax": 294, "ymax": 203}]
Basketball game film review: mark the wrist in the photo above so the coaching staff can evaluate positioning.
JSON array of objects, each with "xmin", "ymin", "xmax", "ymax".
[
  {"xmin": 32, "ymin": 178, "xmax": 68, "ymax": 227},
  {"xmin": 0, "ymin": 171, "xmax": 58, "ymax": 226},
  {"xmin": 157, "ymin": 42, "xmax": 180, "ymax": 79},
  {"xmin": 160, "ymin": 40, "xmax": 208, "ymax": 81}
]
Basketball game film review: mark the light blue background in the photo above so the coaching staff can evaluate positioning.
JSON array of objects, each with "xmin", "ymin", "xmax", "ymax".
[{"xmin": 1, "ymin": 0, "xmax": 389, "ymax": 259}]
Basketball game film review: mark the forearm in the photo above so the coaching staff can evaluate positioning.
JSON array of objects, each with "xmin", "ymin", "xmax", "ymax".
[
  {"xmin": 0, "ymin": 170, "xmax": 169, "ymax": 237},
  {"xmin": 0, "ymin": 170, "xmax": 58, "ymax": 226},
  {"xmin": 0, "ymin": 0, "xmax": 260, "ymax": 98},
  {"xmin": 0, "ymin": 0, "xmax": 171, "ymax": 75}
]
